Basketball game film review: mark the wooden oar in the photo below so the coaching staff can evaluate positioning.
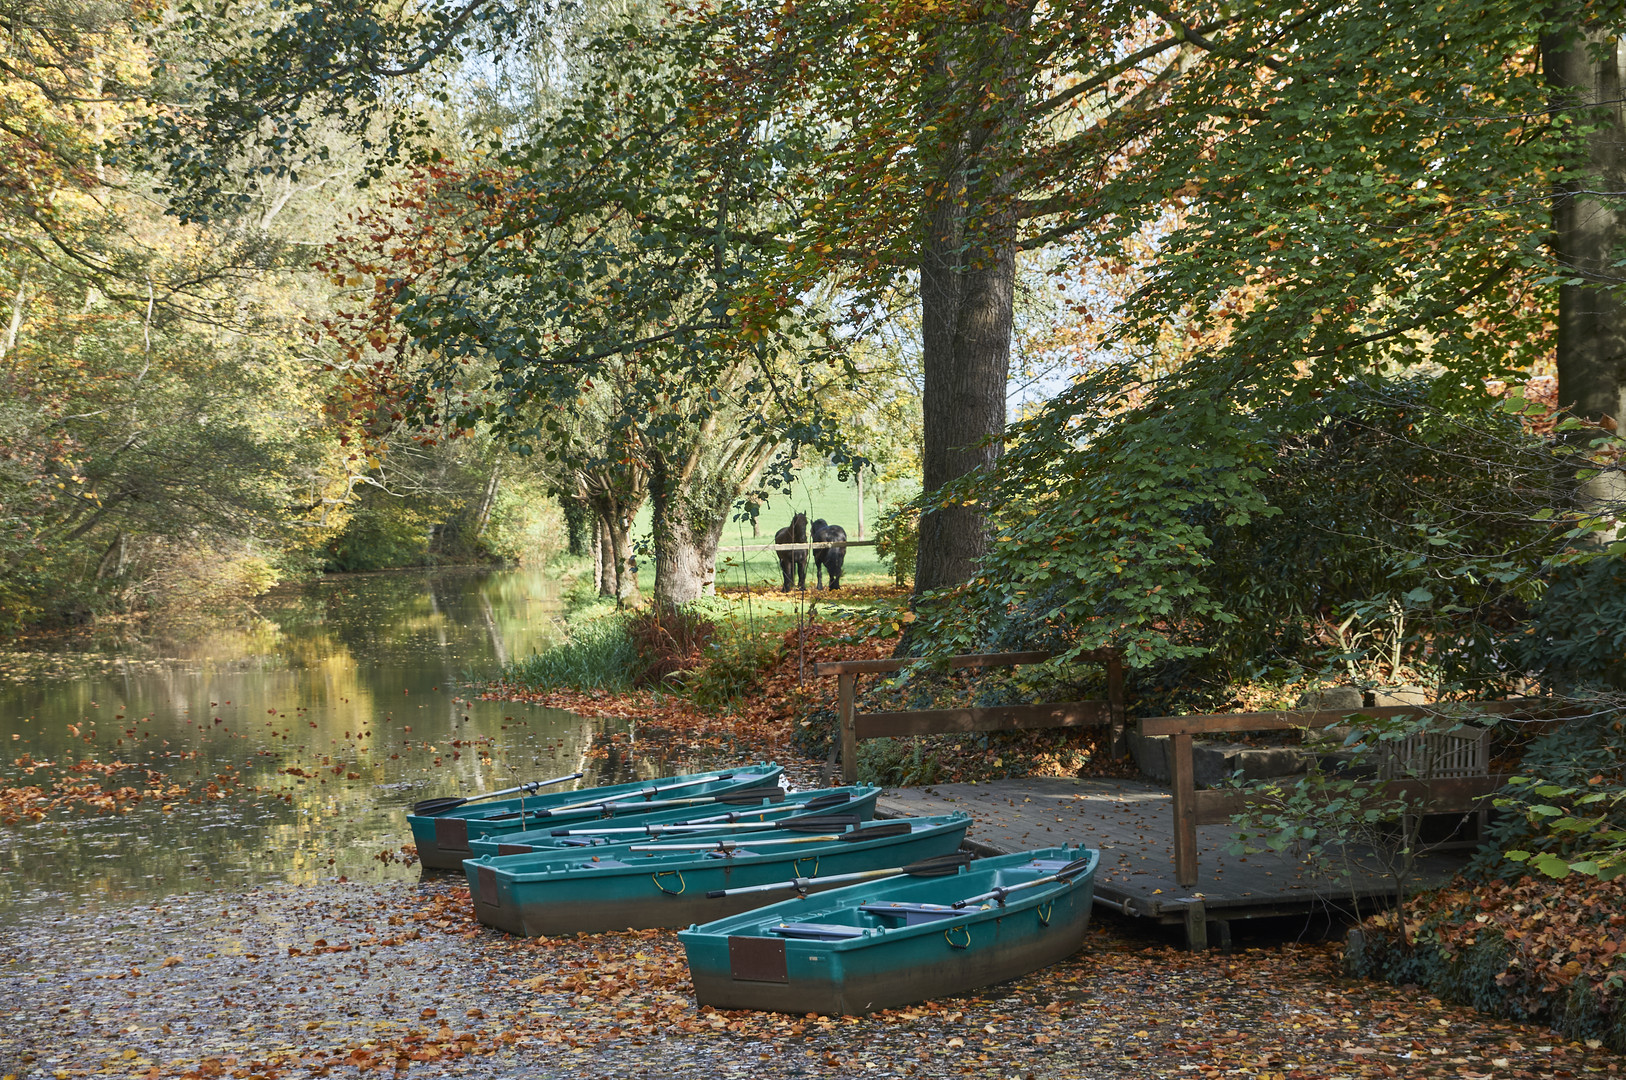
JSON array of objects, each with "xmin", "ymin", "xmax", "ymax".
[
  {"xmin": 545, "ymin": 791, "xmax": 852, "ymax": 837},
  {"xmin": 631, "ymin": 821, "xmax": 910, "ymax": 852},
  {"xmin": 534, "ymin": 786, "xmax": 785, "ymax": 820},
  {"xmin": 538, "ymin": 773, "xmax": 731, "ymax": 815},
  {"xmin": 410, "ymin": 771, "xmax": 584, "ymax": 816},
  {"xmin": 552, "ymin": 812, "xmax": 862, "ymax": 839},
  {"xmin": 704, "ymin": 850, "xmax": 972, "ymax": 899},
  {"xmin": 950, "ymin": 856, "xmax": 1094, "ymax": 909}
]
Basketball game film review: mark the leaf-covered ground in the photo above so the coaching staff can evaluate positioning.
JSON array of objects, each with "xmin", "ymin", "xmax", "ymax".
[{"xmin": 4, "ymin": 877, "xmax": 1620, "ymax": 1080}]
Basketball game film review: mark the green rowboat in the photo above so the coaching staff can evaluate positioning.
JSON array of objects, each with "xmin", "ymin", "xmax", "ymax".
[
  {"xmin": 465, "ymin": 785, "xmax": 881, "ymax": 858},
  {"xmin": 679, "ymin": 846, "xmax": 1097, "ymax": 1015},
  {"xmin": 465, "ymin": 813, "xmax": 972, "ymax": 936},
  {"xmin": 408, "ymin": 763, "xmax": 784, "ymax": 869}
]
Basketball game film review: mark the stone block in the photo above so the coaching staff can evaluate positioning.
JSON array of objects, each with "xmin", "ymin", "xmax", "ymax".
[
  {"xmin": 1129, "ymin": 728, "xmax": 1170, "ymax": 783},
  {"xmin": 1192, "ymin": 743, "xmax": 1313, "ymax": 788},
  {"xmin": 1371, "ymin": 685, "xmax": 1430, "ymax": 708}
]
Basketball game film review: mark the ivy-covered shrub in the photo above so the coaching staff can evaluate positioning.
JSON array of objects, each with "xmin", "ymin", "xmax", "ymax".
[{"xmin": 1349, "ymin": 876, "xmax": 1626, "ymax": 1051}]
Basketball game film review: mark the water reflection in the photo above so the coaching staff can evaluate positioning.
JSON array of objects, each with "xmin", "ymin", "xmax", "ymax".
[{"xmin": 0, "ymin": 568, "xmax": 650, "ymax": 923}]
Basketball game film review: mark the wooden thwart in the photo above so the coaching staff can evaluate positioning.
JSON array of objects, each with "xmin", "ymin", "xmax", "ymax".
[{"xmin": 817, "ymin": 650, "xmax": 1126, "ymax": 784}]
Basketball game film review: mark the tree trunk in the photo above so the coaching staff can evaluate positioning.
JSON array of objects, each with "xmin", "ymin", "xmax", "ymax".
[
  {"xmin": 1547, "ymin": 25, "xmax": 1626, "ymax": 425},
  {"xmin": 912, "ymin": 26, "xmax": 1021, "ymax": 595},
  {"xmin": 1546, "ymin": 23, "xmax": 1626, "ymax": 532},
  {"xmin": 854, "ymin": 471, "xmax": 866, "ymax": 539},
  {"xmin": 593, "ymin": 519, "xmax": 608, "ymax": 595},
  {"xmin": 648, "ymin": 434, "xmax": 778, "ymax": 605},
  {"xmin": 649, "ymin": 462, "xmax": 730, "ymax": 605},
  {"xmin": 606, "ymin": 512, "xmax": 640, "ymax": 606}
]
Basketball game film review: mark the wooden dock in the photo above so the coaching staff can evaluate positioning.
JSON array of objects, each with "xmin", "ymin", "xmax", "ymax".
[{"xmin": 877, "ymin": 776, "xmax": 1469, "ymax": 949}]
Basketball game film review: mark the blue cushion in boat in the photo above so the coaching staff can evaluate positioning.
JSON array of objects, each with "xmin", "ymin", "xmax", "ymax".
[{"xmin": 859, "ymin": 903, "xmax": 960, "ymax": 925}]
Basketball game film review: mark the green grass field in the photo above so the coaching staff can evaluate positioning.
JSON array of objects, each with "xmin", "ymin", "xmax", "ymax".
[{"xmin": 629, "ymin": 464, "xmax": 916, "ymax": 595}]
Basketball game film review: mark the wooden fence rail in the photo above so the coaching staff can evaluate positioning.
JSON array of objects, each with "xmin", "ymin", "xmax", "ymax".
[
  {"xmin": 1139, "ymin": 699, "xmax": 1552, "ymax": 887},
  {"xmin": 719, "ymin": 539, "xmax": 880, "ymax": 554},
  {"xmin": 816, "ymin": 650, "xmax": 1126, "ymax": 784}
]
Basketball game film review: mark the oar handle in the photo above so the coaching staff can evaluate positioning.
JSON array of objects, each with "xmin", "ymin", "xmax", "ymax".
[
  {"xmin": 544, "ymin": 775, "xmax": 725, "ymax": 814},
  {"xmin": 704, "ymin": 866, "xmax": 900, "ymax": 899},
  {"xmin": 950, "ymin": 858, "xmax": 1093, "ymax": 909},
  {"xmin": 631, "ymin": 834, "xmax": 836, "ymax": 852}
]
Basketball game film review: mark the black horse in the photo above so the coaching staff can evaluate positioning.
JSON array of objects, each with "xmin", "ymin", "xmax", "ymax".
[
  {"xmin": 811, "ymin": 518, "xmax": 847, "ymax": 590},
  {"xmin": 775, "ymin": 512, "xmax": 808, "ymax": 592}
]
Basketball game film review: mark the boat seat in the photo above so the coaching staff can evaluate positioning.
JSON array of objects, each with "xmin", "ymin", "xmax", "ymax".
[
  {"xmin": 767, "ymin": 922, "xmax": 868, "ymax": 941},
  {"xmin": 704, "ymin": 848, "xmax": 759, "ymax": 859},
  {"xmin": 576, "ymin": 858, "xmax": 633, "ymax": 869},
  {"xmin": 859, "ymin": 903, "xmax": 961, "ymax": 925}
]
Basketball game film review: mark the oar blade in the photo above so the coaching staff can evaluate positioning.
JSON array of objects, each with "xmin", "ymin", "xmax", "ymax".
[
  {"xmin": 712, "ymin": 787, "xmax": 787, "ymax": 806},
  {"xmin": 799, "ymin": 792, "xmax": 852, "ymax": 812},
  {"xmin": 902, "ymin": 851, "xmax": 973, "ymax": 877},
  {"xmin": 837, "ymin": 821, "xmax": 912, "ymax": 842},
  {"xmin": 411, "ymin": 796, "xmax": 467, "ymax": 816},
  {"xmin": 1054, "ymin": 857, "xmax": 1093, "ymax": 880}
]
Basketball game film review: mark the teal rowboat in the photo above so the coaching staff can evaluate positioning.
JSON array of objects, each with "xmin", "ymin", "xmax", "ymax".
[
  {"xmin": 408, "ymin": 763, "xmax": 784, "ymax": 869},
  {"xmin": 465, "ymin": 785, "xmax": 882, "ymax": 858},
  {"xmin": 465, "ymin": 813, "xmax": 972, "ymax": 936},
  {"xmin": 679, "ymin": 846, "xmax": 1098, "ymax": 1016}
]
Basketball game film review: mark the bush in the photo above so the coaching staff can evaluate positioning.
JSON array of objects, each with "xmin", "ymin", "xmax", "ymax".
[
  {"xmin": 684, "ymin": 629, "xmax": 780, "ymax": 707},
  {"xmin": 1468, "ymin": 709, "xmax": 1626, "ymax": 882},
  {"xmin": 503, "ymin": 617, "xmax": 639, "ymax": 691},
  {"xmin": 874, "ymin": 499, "xmax": 919, "ymax": 588},
  {"xmin": 625, "ymin": 602, "xmax": 717, "ymax": 687}
]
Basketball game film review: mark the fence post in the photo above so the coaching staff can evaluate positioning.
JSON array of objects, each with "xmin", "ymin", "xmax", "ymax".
[
  {"xmin": 839, "ymin": 672, "xmax": 857, "ymax": 785},
  {"xmin": 1105, "ymin": 651, "xmax": 1126, "ymax": 758},
  {"xmin": 1170, "ymin": 731, "xmax": 1198, "ymax": 887}
]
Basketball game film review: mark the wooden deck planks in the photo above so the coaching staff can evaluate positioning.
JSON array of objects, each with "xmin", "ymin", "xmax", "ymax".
[{"xmin": 877, "ymin": 776, "xmax": 1467, "ymax": 933}]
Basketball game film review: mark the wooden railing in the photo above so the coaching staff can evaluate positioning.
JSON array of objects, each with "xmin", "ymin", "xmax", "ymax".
[
  {"xmin": 816, "ymin": 650, "xmax": 1126, "ymax": 785},
  {"xmin": 1139, "ymin": 699, "xmax": 1550, "ymax": 887}
]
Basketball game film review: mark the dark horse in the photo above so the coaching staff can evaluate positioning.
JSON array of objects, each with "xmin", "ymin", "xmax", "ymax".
[
  {"xmin": 811, "ymin": 518, "xmax": 847, "ymax": 590},
  {"xmin": 775, "ymin": 512, "xmax": 808, "ymax": 592}
]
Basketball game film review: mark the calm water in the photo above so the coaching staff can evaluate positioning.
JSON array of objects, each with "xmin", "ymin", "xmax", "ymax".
[{"xmin": 0, "ymin": 568, "xmax": 658, "ymax": 924}]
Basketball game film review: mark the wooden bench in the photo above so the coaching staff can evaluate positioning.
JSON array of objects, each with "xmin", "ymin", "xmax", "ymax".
[
  {"xmin": 1139, "ymin": 700, "xmax": 1553, "ymax": 887},
  {"xmin": 817, "ymin": 650, "xmax": 1126, "ymax": 785}
]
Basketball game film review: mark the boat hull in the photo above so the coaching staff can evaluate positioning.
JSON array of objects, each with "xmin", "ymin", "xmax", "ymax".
[
  {"xmin": 408, "ymin": 763, "xmax": 783, "ymax": 869},
  {"xmin": 680, "ymin": 847, "xmax": 1096, "ymax": 1016},
  {"xmin": 468, "ymin": 815, "xmax": 971, "ymax": 936},
  {"xmin": 465, "ymin": 785, "xmax": 880, "ymax": 858}
]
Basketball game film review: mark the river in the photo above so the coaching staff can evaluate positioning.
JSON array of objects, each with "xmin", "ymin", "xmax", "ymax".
[{"xmin": 0, "ymin": 568, "xmax": 651, "ymax": 923}]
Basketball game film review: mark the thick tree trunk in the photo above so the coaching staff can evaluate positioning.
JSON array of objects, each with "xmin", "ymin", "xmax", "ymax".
[
  {"xmin": 911, "ymin": 25, "xmax": 1021, "ymax": 595},
  {"xmin": 650, "ymin": 507, "xmax": 727, "ymax": 604},
  {"xmin": 1547, "ymin": 26, "xmax": 1626, "ymax": 424},
  {"xmin": 1546, "ymin": 24, "xmax": 1626, "ymax": 533},
  {"xmin": 914, "ymin": 158, "xmax": 1016, "ymax": 593},
  {"xmin": 648, "ymin": 434, "xmax": 777, "ymax": 605}
]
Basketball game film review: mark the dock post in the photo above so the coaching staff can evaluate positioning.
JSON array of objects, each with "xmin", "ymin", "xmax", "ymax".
[
  {"xmin": 1105, "ymin": 651, "xmax": 1126, "ymax": 758},
  {"xmin": 839, "ymin": 673, "xmax": 857, "ymax": 785},
  {"xmin": 1183, "ymin": 899, "xmax": 1208, "ymax": 952},
  {"xmin": 1171, "ymin": 732, "xmax": 1198, "ymax": 886}
]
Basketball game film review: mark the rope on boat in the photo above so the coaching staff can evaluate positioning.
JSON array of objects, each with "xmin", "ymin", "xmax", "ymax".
[
  {"xmin": 652, "ymin": 870, "xmax": 686, "ymax": 895},
  {"xmin": 944, "ymin": 925, "xmax": 971, "ymax": 950},
  {"xmin": 1037, "ymin": 901, "xmax": 1053, "ymax": 927}
]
